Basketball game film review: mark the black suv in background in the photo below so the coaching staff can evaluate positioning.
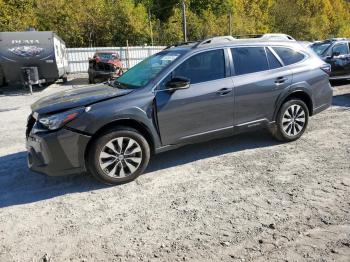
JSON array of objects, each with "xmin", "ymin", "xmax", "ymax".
[
  {"xmin": 26, "ymin": 36, "xmax": 333, "ymax": 185},
  {"xmin": 311, "ymin": 38, "xmax": 350, "ymax": 80}
]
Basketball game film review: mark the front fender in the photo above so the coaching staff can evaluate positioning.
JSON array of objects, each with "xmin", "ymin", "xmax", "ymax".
[{"xmin": 66, "ymin": 92, "xmax": 162, "ymax": 149}]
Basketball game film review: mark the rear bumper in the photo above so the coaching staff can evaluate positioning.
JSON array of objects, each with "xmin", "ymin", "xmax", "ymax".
[
  {"xmin": 26, "ymin": 128, "xmax": 91, "ymax": 176},
  {"xmin": 312, "ymin": 80, "xmax": 333, "ymax": 116}
]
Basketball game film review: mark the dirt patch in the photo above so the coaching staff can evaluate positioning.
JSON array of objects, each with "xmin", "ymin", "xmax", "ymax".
[{"xmin": 0, "ymin": 77, "xmax": 349, "ymax": 261}]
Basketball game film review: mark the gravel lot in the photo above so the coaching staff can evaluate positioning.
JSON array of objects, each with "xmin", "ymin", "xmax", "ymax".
[{"xmin": 0, "ymin": 76, "xmax": 349, "ymax": 261}]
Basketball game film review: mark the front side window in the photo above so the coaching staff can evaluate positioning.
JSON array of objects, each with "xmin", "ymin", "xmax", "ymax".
[
  {"xmin": 332, "ymin": 43, "xmax": 349, "ymax": 55},
  {"xmin": 172, "ymin": 49, "xmax": 226, "ymax": 85},
  {"xmin": 231, "ymin": 47, "xmax": 269, "ymax": 75},
  {"xmin": 115, "ymin": 50, "xmax": 185, "ymax": 88},
  {"xmin": 273, "ymin": 47, "xmax": 305, "ymax": 65}
]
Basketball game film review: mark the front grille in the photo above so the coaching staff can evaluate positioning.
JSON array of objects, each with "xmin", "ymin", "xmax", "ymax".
[
  {"xmin": 26, "ymin": 114, "xmax": 36, "ymax": 138},
  {"xmin": 96, "ymin": 62, "xmax": 114, "ymax": 72}
]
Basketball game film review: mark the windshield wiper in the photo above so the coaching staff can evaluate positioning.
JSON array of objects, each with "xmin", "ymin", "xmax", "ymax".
[{"xmin": 113, "ymin": 81, "xmax": 137, "ymax": 89}]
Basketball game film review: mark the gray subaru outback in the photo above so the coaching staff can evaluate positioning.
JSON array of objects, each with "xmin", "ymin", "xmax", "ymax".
[{"xmin": 26, "ymin": 36, "xmax": 333, "ymax": 185}]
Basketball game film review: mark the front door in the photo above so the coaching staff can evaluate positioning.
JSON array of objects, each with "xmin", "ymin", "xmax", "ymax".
[
  {"xmin": 326, "ymin": 42, "xmax": 350, "ymax": 77},
  {"xmin": 155, "ymin": 49, "xmax": 234, "ymax": 145}
]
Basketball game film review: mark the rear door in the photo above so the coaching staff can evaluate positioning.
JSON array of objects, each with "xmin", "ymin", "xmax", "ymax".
[
  {"xmin": 231, "ymin": 46, "xmax": 293, "ymax": 126},
  {"xmin": 155, "ymin": 49, "xmax": 234, "ymax": 145}
]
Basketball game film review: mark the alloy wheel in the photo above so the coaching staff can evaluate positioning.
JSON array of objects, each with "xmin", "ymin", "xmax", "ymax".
[
  {"xmin": 282, "ymin": 104, "xmax": 306, "ymax": 136},
  {"xmin": 98, "ymin": 137, "xmax": 142, "ymax": 178}
]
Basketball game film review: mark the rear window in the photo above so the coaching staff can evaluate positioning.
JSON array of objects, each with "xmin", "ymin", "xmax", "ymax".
[
  {"xmin": 231, "ymin": 47, "xmax": 269, "ymax": 75},
  {"xmin": 272, "ymin": 47, "xmax": 305, "ymax": 65}
]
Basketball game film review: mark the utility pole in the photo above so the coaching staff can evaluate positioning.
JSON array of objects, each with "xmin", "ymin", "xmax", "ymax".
[
  {"xmin": 229, "ymin": 12, "xmax": 232, "ymax": 36},
  {"xmin": 148, "ymin": 8, "xmax": 154, "ymax": 46},
  {"xmin": 181, "ymin": 0, "xmax": 187, "ymax": 42}
]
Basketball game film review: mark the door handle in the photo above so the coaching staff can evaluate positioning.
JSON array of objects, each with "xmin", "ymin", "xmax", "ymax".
[
  {"xmin": 216, "ymin": 88, "xmax": 232, "ymax": 96},
  {"xmin": 275, "ymin": 76, "xmax": 288, "ymax": 85}
]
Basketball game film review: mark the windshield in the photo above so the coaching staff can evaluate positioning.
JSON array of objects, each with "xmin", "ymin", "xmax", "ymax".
[
  {"xmin": 114, "ymin": 50, "xmax": 185, "ymax": 89},
  {"xmin": 311, "ymin": 42, "xmax": 332, "ymax": 55}
]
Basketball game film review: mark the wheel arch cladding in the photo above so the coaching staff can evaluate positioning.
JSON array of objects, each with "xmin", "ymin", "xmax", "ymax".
[
  {"xmin": 84, "ymin": 119, "xmax": 155, "ymax": 166},
  {"xmin": 277, "ymin": 91, "xmax": 313, "ymax": 120}
]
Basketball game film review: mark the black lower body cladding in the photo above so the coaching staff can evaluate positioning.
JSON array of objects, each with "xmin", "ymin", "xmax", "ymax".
[{"xmin": 26, "ymin": 128, "xmax": 90, "ymax": 176}]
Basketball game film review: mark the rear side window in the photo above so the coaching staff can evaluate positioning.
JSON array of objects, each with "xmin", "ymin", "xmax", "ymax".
[
  {"xmin": 272, "ymin": 47, "xmax": 305, "ymax": 65},
  {"xmin": 173, "ymin": 49, "xmax": 226, "ymax": 84},
  {"xmin": 266, "ymin": 48, "xmax": 282, "ymax": 69},
  {"xmin": 231, "ymin": 47, "xmax": 269, "ymax": 75}
]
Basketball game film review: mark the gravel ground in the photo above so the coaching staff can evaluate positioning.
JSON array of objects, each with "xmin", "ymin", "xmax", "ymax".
[{"xmin": 0, "ymin": 76, "xmax": 349, "ymax": 261}]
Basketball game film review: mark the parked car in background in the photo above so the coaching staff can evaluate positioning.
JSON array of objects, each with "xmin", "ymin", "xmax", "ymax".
[
  {"xmin": 26, "ymin": 36, "xmax": 332, "ymax": 185},
  {"xmin": 88, "ymin": 51, "xmax": 123, "ymax": 84},
  {"xmin": 311, "ymin": 38, "xmax": 350, "ymax": 80},
  {"xmin": 298, "ymin": 41, "xmax": 312, "ymax": 49}
]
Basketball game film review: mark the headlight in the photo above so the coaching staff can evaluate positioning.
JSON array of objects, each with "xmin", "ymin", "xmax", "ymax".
[{"xmin": 38, "ymin": 107, "xmax": 85, "ymax": 131}]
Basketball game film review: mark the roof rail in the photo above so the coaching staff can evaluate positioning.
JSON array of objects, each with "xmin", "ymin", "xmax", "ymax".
[
  {"xmin": 192, "ymin": 36, "xmax": 236, "ymax": 48},
  {"xmin": 233, "ymin": 33, "xmax": 295, "ymax": 41},
  {"xmin": 232, "ymin": 34, "xmax": 263, "ymax": 39},
  {"xmin": 164, "ymin": 41, "xmax": 197, "ymax": 50}
]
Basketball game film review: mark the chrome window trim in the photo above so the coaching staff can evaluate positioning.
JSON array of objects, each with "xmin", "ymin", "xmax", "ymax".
[{"xmin": 267, "ymin": 46, "xmax": 285, "ymax": 66}]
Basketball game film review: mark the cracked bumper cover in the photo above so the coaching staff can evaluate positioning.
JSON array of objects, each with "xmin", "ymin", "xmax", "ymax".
[{"xmin": 26, "ymin": 128, "xmax": 91, "ymax": 176}]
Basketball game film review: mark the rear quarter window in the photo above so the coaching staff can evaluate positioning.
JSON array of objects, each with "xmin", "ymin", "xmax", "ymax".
[{"xmin": 272, "ymin": 47, "xmax": 305, "ymax": 65}]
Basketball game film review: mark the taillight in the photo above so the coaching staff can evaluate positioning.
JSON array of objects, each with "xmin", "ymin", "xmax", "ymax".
[{"xmin": 320, "ymin": 64, "xmax": 331, "ymax": 75}]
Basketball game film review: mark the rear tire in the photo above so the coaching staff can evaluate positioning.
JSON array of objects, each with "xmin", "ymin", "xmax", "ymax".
[
  {"xmin": 89, "ymin": 76, "xmax": 96, "ymax": 84},
  {"xmin": 0, "ymin": 67, "xmax": 4, "ymax": 87},
  {"xmin": 270, "ymin": 99, "xmax": 309, "ymax": 142},
  {"xmin": 87, "ymin": 127, "xmax": 150, "ymax": 185}
]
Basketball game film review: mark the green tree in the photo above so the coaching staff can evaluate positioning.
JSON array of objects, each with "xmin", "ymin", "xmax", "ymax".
[
  {"xmin": 108, "ymin": 0, "xmax": 151, "ymax": 46},
  {"xmin": 1, "ymin": 0, "xmax": 350, "ymax": 47},
  {"xmin": 35, "ymin": 0, "xmax": 85, "ymax": 47},
  {"xmin": 0, "ymin": 0, "xmax": 37, "ymax": 31}
]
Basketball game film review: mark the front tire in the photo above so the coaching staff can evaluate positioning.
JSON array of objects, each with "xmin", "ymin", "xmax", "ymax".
[
  {"xmin": 270, "ymin": 99, "xmax": 309, "ymax": 142},
  {"xmin": 87, "ymin": 127, "xmax": 150, "ymax": 185}
]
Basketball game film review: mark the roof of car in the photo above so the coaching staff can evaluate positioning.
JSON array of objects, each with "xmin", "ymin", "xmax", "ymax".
[{"xmin": 166, "ymin": 37, "xmax": 304, "ymax": 52}]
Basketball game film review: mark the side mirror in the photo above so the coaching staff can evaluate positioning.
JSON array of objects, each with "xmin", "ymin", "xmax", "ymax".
[
  {"xmin": 165, "ymin": 76, "xmax": 190, "ymax": 91},
  {"xmin": 331, "ymin": 51, "xmax": 340, "ymax": 58}
]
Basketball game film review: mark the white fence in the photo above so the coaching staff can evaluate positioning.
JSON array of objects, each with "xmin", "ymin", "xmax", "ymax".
[{"xmin": 67, "ymin": 46, "xmax": 165, "ymax": 73}]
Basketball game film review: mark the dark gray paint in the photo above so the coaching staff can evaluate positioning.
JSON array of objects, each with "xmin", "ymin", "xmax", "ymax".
[{"xmin": 26, "ymin": 39, "xmax": 333, "ymax": 177}]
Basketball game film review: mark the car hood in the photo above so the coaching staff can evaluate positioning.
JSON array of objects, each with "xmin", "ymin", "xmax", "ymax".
[{"xmin": 31, "ymin": 84, "xmax": 133, "ymax": 115}]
